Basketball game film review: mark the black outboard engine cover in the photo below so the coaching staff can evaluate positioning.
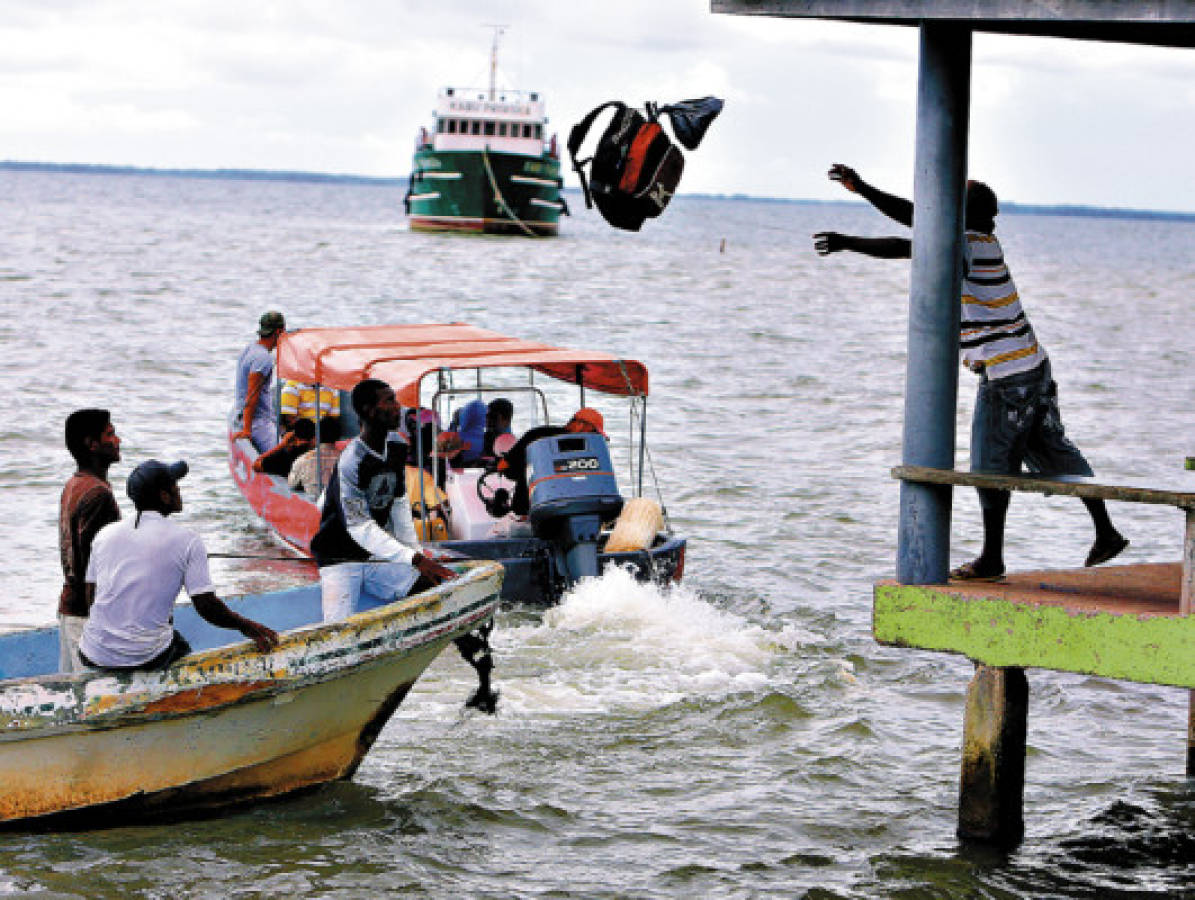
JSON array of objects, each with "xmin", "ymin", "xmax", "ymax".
[{"xmin": 526, "ymin": 432, "xmax": 623, "ymax": 586}]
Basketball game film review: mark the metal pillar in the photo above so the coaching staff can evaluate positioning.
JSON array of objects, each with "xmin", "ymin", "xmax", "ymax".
[{"xmin": 896, "ymin": 23, "xmax": 972, "ymax": 585}]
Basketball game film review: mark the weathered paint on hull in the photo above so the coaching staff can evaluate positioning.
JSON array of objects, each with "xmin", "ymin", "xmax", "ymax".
[{"xmin": 0, "ymin": 562, "xmax": 502, "ymax": 825}]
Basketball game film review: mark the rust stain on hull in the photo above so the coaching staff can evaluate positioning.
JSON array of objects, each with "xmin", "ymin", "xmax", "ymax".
[{"xmin": 138, "ymin": 681, "xmax": 279, "ymax": 715}]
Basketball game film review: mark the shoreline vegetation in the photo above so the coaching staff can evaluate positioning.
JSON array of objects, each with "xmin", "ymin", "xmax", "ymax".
[{"xmin": 6, "ymin": 159, "xmax": 1194, "ymax": 223}]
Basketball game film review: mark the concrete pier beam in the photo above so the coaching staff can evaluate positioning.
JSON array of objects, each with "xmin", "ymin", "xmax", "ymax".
[{"xmin": 958, "ymin": 665, "xmax": 1028, "ymax": 846}]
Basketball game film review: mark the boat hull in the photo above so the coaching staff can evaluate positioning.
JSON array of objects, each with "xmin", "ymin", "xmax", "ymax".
[
  {"xmin": 407, "ymin": 149, "xmax": 563, "ymax": 236},
  {"xmin": 0, "ymin": 562, "xmax": 501, "ymax": 825}
]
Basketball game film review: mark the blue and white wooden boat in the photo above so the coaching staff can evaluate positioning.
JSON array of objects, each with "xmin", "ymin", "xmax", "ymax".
[{"xmin": 0, "ymin": 561, "xmax": 501, "ymax": 826}]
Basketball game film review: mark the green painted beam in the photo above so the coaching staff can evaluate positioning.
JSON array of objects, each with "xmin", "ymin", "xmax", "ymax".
[{"xmin": 874, "ymin": 583, "xmax": 1195, "ymax": 688}]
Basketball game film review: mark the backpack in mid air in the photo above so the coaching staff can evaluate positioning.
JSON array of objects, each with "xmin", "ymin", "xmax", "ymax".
[{"xmin": 568, "ymin": 97, "xmax": 723, "ymax": 232}]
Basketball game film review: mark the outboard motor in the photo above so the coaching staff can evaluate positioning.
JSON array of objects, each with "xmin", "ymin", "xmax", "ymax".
[{"xmin": 525, "ymin": 432, "xmax": 623, "ymax": 587}]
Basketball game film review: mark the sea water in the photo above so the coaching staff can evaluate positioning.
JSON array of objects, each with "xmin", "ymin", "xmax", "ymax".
[{"xmin": 2, "ymin": 169, "xmax": 1195, "ymax": 897}]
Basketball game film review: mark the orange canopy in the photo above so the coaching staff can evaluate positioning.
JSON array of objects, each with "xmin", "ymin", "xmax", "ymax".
[{"xmin": 275, "ymin": 323, "xmax": 649, "ymax": 407}]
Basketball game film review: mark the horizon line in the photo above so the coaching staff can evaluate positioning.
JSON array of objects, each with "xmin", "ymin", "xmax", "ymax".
[{"xmin": 4, "ymin": 159, "xmax": 1194, "ymax": 222}]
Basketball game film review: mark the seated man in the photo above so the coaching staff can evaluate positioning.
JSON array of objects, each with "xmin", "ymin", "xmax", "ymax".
[
  {"xmin": 280, "ymin": 379, "xmax": 342, "ymax": 443},
  {"xmin": 79, "ymin": 460, "xmax": 278, "ymax": 671},
  {"xmin": 483, "ymin": 398, "xmax": 514, "ymax": 457},
  {"xmin": 310, "ymin": 379, "xmax": 456, "ymax": 622},
  {"xmin": 498, "ymin": 407, "xmax": 606, "ymax": 516},
  {"xmin": 454, "ymin": 399, "xmax": 487, "ymax": 467},
  {"xmin": 288, "ymin": 438, "xmax": 346, "ymax": 495},
  {"xmin": 253, "ymin": 417, "xmax": 316, "ymax": 477}
]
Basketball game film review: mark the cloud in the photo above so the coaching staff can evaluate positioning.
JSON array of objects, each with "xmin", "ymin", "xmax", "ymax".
[{"xmin": 1, "ymin": 0, "xmax": 1193, "ymax": 210}]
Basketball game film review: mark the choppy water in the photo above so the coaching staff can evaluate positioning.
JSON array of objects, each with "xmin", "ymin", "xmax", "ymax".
[{"xmin": 3, "ymin": 169, "xmax": 1195, "ymax": 897}]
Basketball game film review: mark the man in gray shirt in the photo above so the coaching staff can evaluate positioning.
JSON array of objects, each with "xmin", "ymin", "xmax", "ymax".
[{"xmin": 233, "ymin": 311, "xmax": 285, "ymax": 452}]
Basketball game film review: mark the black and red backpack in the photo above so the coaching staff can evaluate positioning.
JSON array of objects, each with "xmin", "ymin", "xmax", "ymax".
[{"xmin": 568, "ymin": 97, "xmax": 723, "ymax": 232}]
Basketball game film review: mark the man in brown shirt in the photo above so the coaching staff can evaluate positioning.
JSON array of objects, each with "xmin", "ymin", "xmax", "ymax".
[{"xmin": 59, "ymin": 409, "xmax": 122, "ymax": 672}]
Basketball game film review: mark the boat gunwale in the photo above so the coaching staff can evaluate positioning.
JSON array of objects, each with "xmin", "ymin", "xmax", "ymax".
[{"xmin": 0, "ymin": 561, "xmax": 502, "ymax": 734}]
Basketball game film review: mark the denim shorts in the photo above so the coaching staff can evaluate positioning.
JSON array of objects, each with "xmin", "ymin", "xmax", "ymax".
[{"xmin": 970, "ymin": 359, "xmax": 1093, "ymax": 480}]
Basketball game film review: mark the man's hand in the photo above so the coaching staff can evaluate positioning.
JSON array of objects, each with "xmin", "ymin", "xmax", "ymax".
[
  {"xmin": 813, "ymin": 231, "xmax": 846, "ymax": 256},
  {"xmin": 828, "ymin": 163, "xmax": 861, "ymax": 193},
  {"xmin": 232, "ymin": 428, "xmax": 251, "ymax": 441},
  {"xmin": 279, "ymin": 430, "xmax": 313, "ymax": 451},
  {"xmin": 241, "ymin": 619, "xmax": 280, "ymax": 653},
  {"xmin": 412, "ymin": 553, "xmax": 457, "ymax": 585}
]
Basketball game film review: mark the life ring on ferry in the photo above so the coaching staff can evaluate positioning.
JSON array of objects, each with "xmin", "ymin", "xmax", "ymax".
[{"xmin": 604, "ymin": 498, "xmax": 664, "ymax": 552}]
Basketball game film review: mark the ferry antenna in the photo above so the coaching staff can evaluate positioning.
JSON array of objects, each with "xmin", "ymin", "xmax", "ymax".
[{"xmin": 482, "ymin": 23, "xmax": 508, "ymax": 100}]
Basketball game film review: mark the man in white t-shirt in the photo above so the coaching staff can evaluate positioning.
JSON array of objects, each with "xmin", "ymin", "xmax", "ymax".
[{"xmin": 79, "ymin": 459, "xmax": 279, "ymax": 671}]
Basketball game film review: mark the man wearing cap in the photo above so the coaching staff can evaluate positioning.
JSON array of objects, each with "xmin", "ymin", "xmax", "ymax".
[
  {"xmin": 233, "ymin": 311, "xmax": 286, "ymax": 453},
  {"xmin": 78, "ymin": 460, "xmax": 278, "ymax": 671},
  {"xmin": 58, "ymin": 408, "xmax": 122, "ymax": 672},
  {"xmin": 498, "ymin": 408, "xmax": 607, "ymax": 517},
  {"xmin": 310, "ymin": 379, "xmax": 456, "ymax": 622}
]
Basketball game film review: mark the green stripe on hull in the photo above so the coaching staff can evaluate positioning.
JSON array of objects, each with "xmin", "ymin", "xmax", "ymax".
[{"xmin": 408, "ymin": 150, "xmax": 563, "ymax": 235}]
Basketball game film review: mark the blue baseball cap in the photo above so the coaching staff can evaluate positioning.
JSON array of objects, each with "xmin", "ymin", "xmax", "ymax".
[{"xmin": 127, "ymin": 459, "xmax": 188, "ymax": 507}]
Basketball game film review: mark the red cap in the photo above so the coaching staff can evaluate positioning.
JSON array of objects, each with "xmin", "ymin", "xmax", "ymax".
[{"xmin": 569, "ymin": 407, "xmax": 606, "ymax": 437}]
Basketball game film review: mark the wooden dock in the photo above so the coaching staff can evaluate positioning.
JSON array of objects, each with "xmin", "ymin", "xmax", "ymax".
[{"xmin": 880, "ymin": 466, "xmax": 1195, "ymax": 844}]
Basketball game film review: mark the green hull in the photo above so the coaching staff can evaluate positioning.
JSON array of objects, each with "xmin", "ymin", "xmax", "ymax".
[{"xmin": 406, "ymin": 149, "xmax": 564, "ymax": 236}]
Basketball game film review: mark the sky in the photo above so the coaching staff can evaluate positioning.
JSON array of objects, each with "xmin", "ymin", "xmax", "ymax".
[{"xmin": 5, "ymin": 0, "xmax": 1195, "ymax": 211}]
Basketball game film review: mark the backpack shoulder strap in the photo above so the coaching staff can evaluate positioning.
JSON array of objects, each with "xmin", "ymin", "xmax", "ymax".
[{"xmin": 567, "ymin": 101, "xmax": 626, "ymax": 209}]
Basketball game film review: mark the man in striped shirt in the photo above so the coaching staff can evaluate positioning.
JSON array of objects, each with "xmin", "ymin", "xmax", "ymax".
[
  {"xmin": 814, "ymin": 165, "xmax": 1127, "ymax": 580},
  {"xmin": 280, "ymin": 380, "xmax": 342, "ymax": 443}
]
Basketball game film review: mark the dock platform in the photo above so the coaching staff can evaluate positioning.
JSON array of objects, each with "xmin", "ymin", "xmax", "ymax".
[{"xmin": 876, "ymin": 562, "xmax": 1194, "ymax": 688}]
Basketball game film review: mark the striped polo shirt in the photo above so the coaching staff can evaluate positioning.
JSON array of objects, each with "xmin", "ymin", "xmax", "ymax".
[
  {"xmin": 279, "ymin": 380, "xmax": 341, "ymax": 421},
  {"xmin": 960, "ymin": 231, "xmax": 1048, "ymax": 381}
]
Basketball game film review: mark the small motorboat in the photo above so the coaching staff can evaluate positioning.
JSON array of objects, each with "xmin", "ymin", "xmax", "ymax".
[
  {"xmin": 0, "ymin": 561, "xmax": 501, "ymax": 826},
  {"xmin": 228, "ymin": 323, "xmax": 686, "ymax": 605}
]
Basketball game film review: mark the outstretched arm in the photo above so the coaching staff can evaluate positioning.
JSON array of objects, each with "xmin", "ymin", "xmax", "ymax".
[
  {"xmin": 829, "ymin": 164, "xmax": 913, "ymax": 228},
  {"xmin": 813, "ymin": 232, "xmax": 911, "ymax": 259}
]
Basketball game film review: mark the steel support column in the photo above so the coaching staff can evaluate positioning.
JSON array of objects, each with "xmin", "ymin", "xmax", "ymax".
[{"xmin": 896, "ymin": 23, "xmax": 972, "ymax": 584}]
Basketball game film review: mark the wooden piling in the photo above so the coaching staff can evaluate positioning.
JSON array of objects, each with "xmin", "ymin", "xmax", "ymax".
[
  {"xmin": 1187, "ymin": 699, "xmax": 1195, "ymax": 777},
  {"xmin": 958, "ymin": 665, "xmax": 1027, "ymax": 846}
]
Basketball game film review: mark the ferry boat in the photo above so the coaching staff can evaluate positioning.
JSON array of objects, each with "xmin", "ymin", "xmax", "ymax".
[
  {"xmin": 228, "ymin": 323, "xmax": 686, "ymax": 605},
  {"xmin": 404, "ymin": 31, "xmax": 566, "ymax": 236}
]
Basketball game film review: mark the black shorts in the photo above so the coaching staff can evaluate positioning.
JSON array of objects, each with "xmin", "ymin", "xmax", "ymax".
[{"xmin": 79, "ymin": 630, "xmax": 193, "ymax": 672}]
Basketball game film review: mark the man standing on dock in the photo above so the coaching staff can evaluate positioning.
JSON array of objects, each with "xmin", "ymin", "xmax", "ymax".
[
  {"xmin": 233, "ymin": 310, "xmax": 286, "ymax": 452},
  {"xmin": 58, "ymin": 409, "xmax": 122, "ymax": 672},
  {"xmin": 310, "ymin": 379, "xmax": 456, "ymax": 621},
  {"xmin": 813, "ymin": 165, "xmax": 1128, "ymax": 579}
]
